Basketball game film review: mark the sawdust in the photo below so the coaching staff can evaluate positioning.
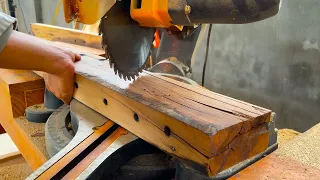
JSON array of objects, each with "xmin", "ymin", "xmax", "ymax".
[
  {"xmin": 15, "ymin": 116, "xmax": 49, "ymax": 159},
  {"xmin": 0, "ymin": 156, "xmax": 32, "ymax": 180},
  {"xmin": 32, "ymin": 104, "xmax": 45, "ymax": 110},
  {"xmin": 277, "ymin": 128, "xmax": 300, "ymax": 146},
  {"xmin": 276, "ymin": 124, "xmax": 320, "ymax": 169}
]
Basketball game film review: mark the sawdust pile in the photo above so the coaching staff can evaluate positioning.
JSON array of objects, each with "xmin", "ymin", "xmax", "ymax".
[
  {"xmin": 277, "ymin": 124, "xmax": 320, "ymax": 168},
  {"xmin": 15, "ymin": 116, "xmax": 49, "ymax": 159},
  {"xmin": 277, "ymin": 129, "xmax": 300, "ymax": 146},
  {"xmin": 0, "ymin": 156, "xmax": 32, "ymax": 180}
]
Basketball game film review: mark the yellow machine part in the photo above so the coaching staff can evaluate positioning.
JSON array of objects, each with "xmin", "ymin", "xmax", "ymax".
[
  {"xmin": 130, "ymin": 0, "xmax": 174, "ymax": 28},
  {"xmin": 63, "ymin": 0, "xmax": 182, "ymax": 30},
  {"xmin": 63, "ymin": 0, "xmax": 116, "ymax": 24}
]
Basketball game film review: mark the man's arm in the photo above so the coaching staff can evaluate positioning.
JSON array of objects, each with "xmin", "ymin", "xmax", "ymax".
[
  {"xmin": 0, "ymin": 12, "xmax": 80, "ymax": 104},
  {"xmin": 0, "ymin": 30, "xmax": 80, "ymax": 104}
]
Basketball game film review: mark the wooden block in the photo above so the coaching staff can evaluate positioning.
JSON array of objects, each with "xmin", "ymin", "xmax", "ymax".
[
  {"xmin": 0, "ymin": 69, "xmax": 45, "ymax": 117},
  {"xmin": 31, "ymin": 23, "xmax": 102, "ymax": 50},
  {"xmin": 72, "ymin": 55, "xmax": 271, "ymax": 176},
  {"xmin": 0, "ymin": 69, "xmax": 47, "ymax": 170}
]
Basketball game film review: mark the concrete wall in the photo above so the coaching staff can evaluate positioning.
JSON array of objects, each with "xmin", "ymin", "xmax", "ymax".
[
  {"xmin": 191, "ymin": 0, "xmax": 320, "ymax": 132},
  {"xmin": 13, "ymin": 0, "xmax": 73, "ymax": 34}
]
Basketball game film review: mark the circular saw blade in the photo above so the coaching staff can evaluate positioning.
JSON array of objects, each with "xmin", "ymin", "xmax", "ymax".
[{"xmin": 99, "ymin": 0, "xmax": 155, "ymax": 80}]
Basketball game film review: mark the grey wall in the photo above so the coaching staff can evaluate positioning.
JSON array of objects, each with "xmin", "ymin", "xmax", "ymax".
[
  {"xmin": 191, "ymin": 0, "xmax": 320, "ymax": 132},
  {"xmin": 13, "ymin": 0, "xmax": 73, "ymax": 34}
]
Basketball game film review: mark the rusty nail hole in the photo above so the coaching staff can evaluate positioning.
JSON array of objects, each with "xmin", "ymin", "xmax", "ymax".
[
  {"xmin": 74, "ymin": 82, "xmax": 78, "ymax": 88},
  {"xmin": 103, "ymin": 98, "xmax": 108, "ymax": 105},
  {"xmin": 164, "ymin": 126, "xmax": 171, "ymax": 136},
  {"xmin": 134, "ymin": 113, "xmax": 139, "ymax": 122}
]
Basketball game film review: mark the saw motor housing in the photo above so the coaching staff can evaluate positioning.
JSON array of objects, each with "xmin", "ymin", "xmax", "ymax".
[
  {"xmin": 62, "ymin": 0, "xmax": 280, "ymax": 79},
  {"xmin": 63, "ymin": 0, "xmax": 280, "ymax": 27}
]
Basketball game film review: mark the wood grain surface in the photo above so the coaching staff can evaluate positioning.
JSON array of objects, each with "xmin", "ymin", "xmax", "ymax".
[
  {"xmin": 72, "ymin": 54, "xmax": 271, "ymax": 176},
  {"xmin": 30, "ymin": 25, "xmax": 273, "ymax": 176},
  {"xmin": 31, "ymin": 23, "xmax": 102, "ymax": 49}
]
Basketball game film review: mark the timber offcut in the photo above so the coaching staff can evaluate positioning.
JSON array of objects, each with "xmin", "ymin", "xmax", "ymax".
[{"xmin": 73, "ymin": 54, "xmax": 272, "ymax": 176}]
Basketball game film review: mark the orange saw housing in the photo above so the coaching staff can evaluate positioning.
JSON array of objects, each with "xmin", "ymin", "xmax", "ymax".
[
  {"xmin": 130, "ymin": 0, "xmax": 173, "ymax": 28},
  {"xmin": 63, "ymin": 0, "xmax": 178, "ymax": 29}
]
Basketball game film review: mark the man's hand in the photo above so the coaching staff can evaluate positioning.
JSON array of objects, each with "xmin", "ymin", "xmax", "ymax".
[
  {"xmin": 43, "ymin": 47, "xmax": 81, "ymax": 104},
  {"xmin": 0, "ymin": 31, "xmax": 81, "ymax": 104}
]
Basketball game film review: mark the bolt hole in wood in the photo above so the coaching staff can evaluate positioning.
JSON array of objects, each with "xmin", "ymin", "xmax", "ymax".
[
  {"xmin": 164, "ymin": 126, "xmax": 171, "ymax": 136},
  {"xmin": 103, "ymin": 98, "xmax": 108, "ymax": 105},
  {"xmin": 74, "ymin": 82, "xmax": 79, "ymax": 88},
  {"xmin": 134, "ymin": 113, "xmax": 139, "ymax": 122}
]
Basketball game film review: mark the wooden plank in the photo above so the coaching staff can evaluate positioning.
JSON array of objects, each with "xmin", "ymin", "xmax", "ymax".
[
  {"xmin": 53, "ymin": 41, "xmax": 105, "ymax": 56},
  {"xmin": 31, "ymin": 23, "xmax": 102, "ymax": 50},
  {"xmin": 0, "ymin": 69, "xmax": 47, "ymax": 170},
  {"xmin": 72, "ymin": 55, "xmax": 271, "ymax": 176}
]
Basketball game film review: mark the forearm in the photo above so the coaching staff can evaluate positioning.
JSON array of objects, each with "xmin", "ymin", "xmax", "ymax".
[{"xmin": 0, "ymin": 31, "xmax": 71, "ymax": 75}]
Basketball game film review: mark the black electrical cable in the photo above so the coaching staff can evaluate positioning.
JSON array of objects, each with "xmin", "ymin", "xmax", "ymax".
[{"xmin": 201, "ymin": 24, "xmax": 212, "ymax": 87}]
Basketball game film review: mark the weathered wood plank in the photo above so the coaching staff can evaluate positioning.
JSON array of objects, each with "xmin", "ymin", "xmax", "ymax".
[
  {"xmin": 31, "ymin": 23, "xmax": 102, "ymax": 50},
  {"xmin": 72, "ymin": 55, "xmax": 271, "ymax": 176},
  {"xmin": 30, "ymin": 24, "xmax": 272, "ymax": 176}
]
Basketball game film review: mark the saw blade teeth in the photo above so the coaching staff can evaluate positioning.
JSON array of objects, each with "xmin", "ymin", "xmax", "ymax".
[{"xmin": 99, "ymin": 2, "xmax": 155, "ymax": 81}]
